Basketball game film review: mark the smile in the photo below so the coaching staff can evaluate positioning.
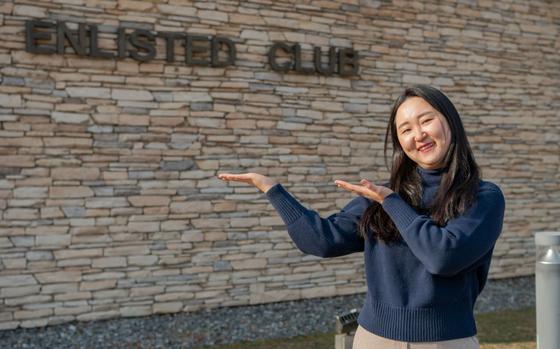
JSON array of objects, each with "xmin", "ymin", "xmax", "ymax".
[{"xmin": 418, "ymin": 142, "xmax": 434, "ymax": 153}]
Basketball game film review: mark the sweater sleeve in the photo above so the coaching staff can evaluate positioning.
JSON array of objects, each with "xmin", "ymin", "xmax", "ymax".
[
  {"xmin": 381, "ymin": 183, "xmax": 506, "ymax": 276},
  {"xmin": 265, "ymin": 183, "xmax": 367, "ymax": 258}
]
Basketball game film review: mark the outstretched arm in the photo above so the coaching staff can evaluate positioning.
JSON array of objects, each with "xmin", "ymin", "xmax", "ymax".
[
  {"xmin": 217, "ymin": 173, "xmax": 370, "ymax": 258},
  {"xmin": 265, "ymin": 183, "xmax": 367, "ymax": 258}
]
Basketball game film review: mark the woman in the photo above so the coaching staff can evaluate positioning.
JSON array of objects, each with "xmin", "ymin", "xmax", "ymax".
[{"xmin": 217, "ymin": 85, "xmax": 505, "ymax": 348}]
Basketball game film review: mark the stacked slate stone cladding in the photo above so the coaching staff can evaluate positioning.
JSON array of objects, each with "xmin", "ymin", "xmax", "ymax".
[{"xmin": 0, "ymin": 0, "xmax": 558, "ymax": 330}]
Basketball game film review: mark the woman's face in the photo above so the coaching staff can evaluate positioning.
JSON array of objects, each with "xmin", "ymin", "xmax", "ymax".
[{"xmin": 395, "ymin": 97, "xmax": 452, "ymax": 170}]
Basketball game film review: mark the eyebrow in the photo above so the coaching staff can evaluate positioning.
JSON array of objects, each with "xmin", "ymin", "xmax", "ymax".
[{"xmin": 397, "ymin": 111, "xmax": 435, "ymax": 130}]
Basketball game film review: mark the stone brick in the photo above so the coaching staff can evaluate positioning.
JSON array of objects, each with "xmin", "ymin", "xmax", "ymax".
[
  {"xmin": 231, "ymin": 258, "xmax": 267, "ymax": 270},
  {"xmin": 170, "ymin": 201, "xmax": 212, "ymax": 213},
  {"xmin": 13, "ymin": 5, "xmax": 45, "ymax": 17},
  {"xmin": 161, "ymin": 160, "xmax": 194, "ymax": 171},
  {"xmin": 92, "ymin": 289, "xmax": 128, "ymax": 299},
  {"xmin": 92, "ymin": 257, "xmax": 126, "ymax": 268},
  {"xmin": 10, "ymin": 236, "xmax": 34, "ymax": 247},
  {"xmin": 240, "ymin": 30, "xmax": 269, "ymax": 41},
  {"xmin": 403, "ymin": 74, "xmax": 431, "ymax": 84},
  {"xmin": 230, "ymin": 13, "xmax": 265, "ymax": 25},
  {"xmin": 161, "ymin": 220, "xmax": 188, "ymax": 231},
  {"xmin": 0, "ymin": 236, "xmax": 12, "ymax": 247},
  {"xmin": 130, "ymin": 286, "xmax": 164, "ymax": 297},
  {"xmin": 53, "ymin": 291, "xmax": 91, "ymax": 301},
  {"xmin": 66, "ymin": 87, "xmax": 111, "ymax": 99},
  {"xmin": 0, "ymin": 137, "xmax": 43, "ymax": 147},
  {"xmin": 0, "ymin": 156, "xmax": 34, "ymax": 167},
  {"xmin": 54, "ymin": 249, "xmax": 103, "ymax": 260},
  {"xmin": 0, "ymin": 285, "xmax": 41, "ymax": 298},
  {"xmin": 301, "ymin": 286, "xmax": 337, "ymax": 299},
  {"xmin": 51, "ymin": 168, "xmax": 100, "ymax": 181},
  {"xmin": 85, "ymin": 198, "xmax": 129, "ymax": 208},
  {"xmin": 199, "ymin": 10, "xmax": 228, "ymax": 21},
  {"xmin": 44, "ymin": 138, "xmax": 92, "ymax": 148},
  {"xmin": 4, "ymin": 209, "xmax": 38, "ymax": 220},
  {"xmin": 55, "ymin": 306, "xmax": 91, "ymax": 316},
  {"xmin": 153, "ymin": 302, "xmax": 182, "ymax": 314},
  {"xmin": 0, "ymin": 275, "xmax": 37, "ymax": 287},
  {"xmin": 35, "ymin": 235, "xmax": 71, "ymax": 247},
  {"xmin": 128, "ymin": 196, "xmax": 171, "ymax": 207},
  {"xmin": 127, "ymin": 222, "xmax": 160, "ymax": 233},
  {"xmin": 26, "ymin": 226, "xmax": 68, "ymax": 235},
  {"xmin": 49, "ymin": 187, "xmax": 94, "ymax": 198},
  {"xmin": 77, "ymin": 311, "xmax": 120, "ymax": 321},
  {"xmin": 104, "ymin": 245, "xmax": 149, "ymax": 256},
  {"xmin": 80, "ymin": 280, "xmax": 116, "ymax": 291},
  {"xmin": 310, "ymin": 101, "xmax": 343, "ymax": 111},
  {"xmin": 14, "ymin": 187, "xmax": 48, "ymax": 198},
  {"xmin": 0, "ymin": 93, "xmax": 23, "ymax": 107},
  {"xmin": 120, "ymin": 306, "xmax": 151, "ymax": 317},
  {"xmin": 116, "ymin": 114, "xmax": 150, "ymax": 126},
  {"xmin": 172, "ymin": 92, "xmax": 212, "ymax": 102},
  {"xmin": 40, "ymin": 283, "xmax": 78, "ymax": 294},
  {"xmin": 20, "ymin": 319, "xmax": 48, "ymax": 328},
  {"xmin": 157, "ymin": 4, "xmax": 195, "ymax": 16},
  {"xmin": 51, "ymin": 112, "xmax": 90, "ymax": 124},
  {"xmin": 112, "ymin": 89, "xmax": 153, "ymax": 101},
  {"xmin": 128, "ymin": 255, "xmax": 158, "ymax": 266},
  {"xmin": 14, "ymin": 308, "xmax": 52, "ymax": 320},
  {"xmin": 3, "ymin": 258, "xmax": 26, "ymax": 268},
  {"xmin": 41, "ymin": 207, "xmax": 64, "ymax": 219},
  {"xmin": 35, "ymin": 271, "xmax": 81, "ymax": 283},
  {"xmin": 0, "ymin": 322, "xmax": 19, "ymax": 330}
]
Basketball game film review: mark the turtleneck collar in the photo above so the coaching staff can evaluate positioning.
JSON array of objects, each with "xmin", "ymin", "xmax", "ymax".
[{"xmin": 416, "ymin": 166, "xmax": 445, "ymax": 187}]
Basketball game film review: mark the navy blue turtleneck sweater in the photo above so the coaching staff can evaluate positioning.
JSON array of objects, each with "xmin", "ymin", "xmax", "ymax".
[{"xmin": 264, "ymin": 166, "xmax": 505, "ymax": 342}]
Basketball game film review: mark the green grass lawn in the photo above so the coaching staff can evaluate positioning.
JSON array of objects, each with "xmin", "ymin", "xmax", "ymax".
[{"xmin": 197, "ymin": 307, "xmax": 536, "ymax": 349}]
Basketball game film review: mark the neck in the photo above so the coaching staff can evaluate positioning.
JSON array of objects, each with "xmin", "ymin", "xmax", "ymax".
[{"xmin": 416, "ymin": 166, "xmax": 445, "ymax": 186}]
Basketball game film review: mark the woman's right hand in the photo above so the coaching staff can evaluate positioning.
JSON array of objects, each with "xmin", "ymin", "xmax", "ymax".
[{"xmin": 217, "ymin": 172, "xmax": 278, "ymax": 193}]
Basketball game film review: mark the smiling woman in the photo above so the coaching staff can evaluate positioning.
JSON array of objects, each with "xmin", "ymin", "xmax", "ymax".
[
  {"xmin": 217, "ymin": 85, "xmax": 505, "ymax": 349},
  {"xmin": 395, "ymin": 100, "xmax": 452, "ymax": 170}
]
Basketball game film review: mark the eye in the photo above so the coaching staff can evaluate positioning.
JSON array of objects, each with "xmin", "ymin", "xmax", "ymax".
[
  {"xmin": 402, "ymin": 129, "xmax": 410, "ymax": 134},
  {"xmin": 422, "ymin": 119, "xmax": 432, "ymax": 124}
]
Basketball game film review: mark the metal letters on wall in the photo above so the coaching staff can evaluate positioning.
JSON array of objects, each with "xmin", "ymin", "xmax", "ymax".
[{"xmin": 25, "ymin": 20, "xmax": 359, "ymax": 76}]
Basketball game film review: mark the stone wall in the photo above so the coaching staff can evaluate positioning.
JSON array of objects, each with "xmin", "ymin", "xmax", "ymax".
[{"xmin": 0, "ymin": 0, "xmax": 559, "ymax": 329}]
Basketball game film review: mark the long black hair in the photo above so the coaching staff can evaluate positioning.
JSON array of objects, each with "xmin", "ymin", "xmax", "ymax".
[{"xmin": 358, "ymin": 85, "xmax": 481, "ymax": 243}]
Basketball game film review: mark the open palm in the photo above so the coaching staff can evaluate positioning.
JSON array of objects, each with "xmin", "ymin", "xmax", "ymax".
[
  {"xmin": 334, "ymin": 178, "xmax": 394, "ymax": 204},
  {"xmin": 217, "ymin": 172, "xmax": 277, "ymax": 193}
]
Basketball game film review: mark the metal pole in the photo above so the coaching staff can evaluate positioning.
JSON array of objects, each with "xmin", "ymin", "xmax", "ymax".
[{"xmin": 535, "ymin": 231, "xmax": 560, "ymax": 349}]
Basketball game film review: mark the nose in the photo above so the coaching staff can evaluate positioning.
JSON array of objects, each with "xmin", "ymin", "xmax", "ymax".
[{"xmin": 413, "ymin": 129, "xmax": 427, "ymax": 141}]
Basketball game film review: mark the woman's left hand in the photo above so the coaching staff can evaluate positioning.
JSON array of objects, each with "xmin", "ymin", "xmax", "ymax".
[{"xmin": 334, "ymin": 179, "xmax": 394, "ymax": 204}]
